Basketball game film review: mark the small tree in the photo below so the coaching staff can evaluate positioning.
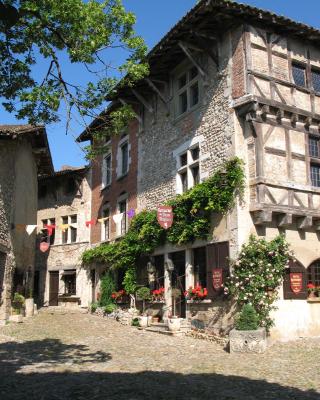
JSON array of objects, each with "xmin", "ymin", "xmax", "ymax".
[
  {"xmin": 123, "ymin": 267, "xmax": 137, "ymax": 309},
  {"xmin": 236, "ymin": 304, "xmax": 259, "ymax": 331},
  {"xmin": 136, "ymin": 286, "xmax": 151, "ymax": 315}
]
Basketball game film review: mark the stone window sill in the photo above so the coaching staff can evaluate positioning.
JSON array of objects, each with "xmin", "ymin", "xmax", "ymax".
[{"xmin": 186, "ymin": 299, "xmax": 212, "ymax": 304}]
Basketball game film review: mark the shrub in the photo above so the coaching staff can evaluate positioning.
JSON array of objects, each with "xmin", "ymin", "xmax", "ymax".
[
  {"xmin": 236, "ymin": 304, "xmax": 259, "ymax": 331},
  {"xmin": 136, "ymin": 286, "xmax": 151, "ymax": 315},
  {"xmin": 13, "ymin": 292, "xmax": 25, "ymax": 306},
  {"xmin": 90, "ymin": 302, "xmax": 98, "ymax": 313},
  {"xmin": 131, "ymin": 317, "xmax": 140, "ymax": 327},
  {"xmin": 99, "ymin": 272, "xmax": 116, "ymax": 307},
  {"xmin": 104, "ymin": 303, "xmax": 117, "ymax": 314}
]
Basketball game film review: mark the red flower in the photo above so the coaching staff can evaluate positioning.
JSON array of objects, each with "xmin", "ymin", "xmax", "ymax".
[{"xmin": 307, "ymin": 283, "xmax": 316, "ymax": 289}]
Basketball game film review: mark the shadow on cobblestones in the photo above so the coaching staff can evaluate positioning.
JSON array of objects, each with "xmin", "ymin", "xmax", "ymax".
[
  {"xmin": 0, "ymin": 338, "xmax": 111, "ymax": 370},
  {"xmin": 0, "ymin": 370, "xmax": 319, "ymax": 400}
]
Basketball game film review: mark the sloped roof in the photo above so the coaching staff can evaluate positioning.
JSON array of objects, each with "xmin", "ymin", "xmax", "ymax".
[
  {"xmin": 0, "ymin": 124, "xmax": 54, "ymax": 176},
  {"xmin": 77, "ymin": 0, "xmax": 320, "ymax": 142}
]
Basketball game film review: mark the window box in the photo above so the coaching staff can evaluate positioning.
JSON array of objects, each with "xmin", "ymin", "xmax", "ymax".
[{"xmin": 307, "ymin": 297, "xmax": 320, "ymax": 303}]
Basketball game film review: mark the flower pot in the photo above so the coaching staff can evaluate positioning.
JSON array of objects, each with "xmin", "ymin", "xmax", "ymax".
[
  {"xmin": 25, "ymin": 298, "xmax": 34, "ymax": 317},
  {"xmin": 138, "ymin": 315, "xmax": 149, "ymax": 328},
  {"xmin": 168, "ymin": 317, "xmax": 181, "ymax": 332}
]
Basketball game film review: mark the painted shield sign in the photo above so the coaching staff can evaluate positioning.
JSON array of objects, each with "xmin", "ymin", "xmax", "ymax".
[
  {"xmin": 212, "ymin": 268, "xmax": 223, "ymax": 290},
  {"xmin": 40, "ymin": 242, "xmax": 50, "ymax": 253},
  {"xmin": 157, "ymin": 206, "xmax": 173, "ymax": 229},
  {"xmin": 290, "ymin": 272, "xmax": 303, "ymax": 294}
]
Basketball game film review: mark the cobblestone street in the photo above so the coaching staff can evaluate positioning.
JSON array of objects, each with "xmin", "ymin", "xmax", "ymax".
[{"xmin": 0, "ymin": 309, "xmax": 319, "ymax": 399}]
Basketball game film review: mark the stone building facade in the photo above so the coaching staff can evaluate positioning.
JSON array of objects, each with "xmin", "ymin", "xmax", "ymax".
[
  {"xmin": 79, "ymin": 0, "xmax": 320, "ymax": 340},
  {"xmin": 0, "ymin": 125, "xmax": 53, "ymax": 323},
  {"xmin": 35, "ymin": 167, "xmax": 94, "ymax": 308}
]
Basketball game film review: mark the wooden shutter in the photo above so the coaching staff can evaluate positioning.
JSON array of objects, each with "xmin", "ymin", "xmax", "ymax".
[
  {"xmin": 206, "ymin": 242, "xmax": 230, "ymax": 297},
  {"xmin": 283, "ymin": 260, "xmax": 308, "ymax": 300}
]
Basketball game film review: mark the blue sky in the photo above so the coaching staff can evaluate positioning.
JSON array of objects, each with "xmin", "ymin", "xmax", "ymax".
[{"xmin": 1, "ymin": 0, "xmax": 320, "ymax": 170}]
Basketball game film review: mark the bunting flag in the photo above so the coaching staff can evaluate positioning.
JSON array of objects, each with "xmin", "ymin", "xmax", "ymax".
[
  {"xmin": 44, "ymin": 224, "xmax": 56, "ymax": 236},
  {"xmin": 85, "ymin": 219, "xmax": 96, "ymax": 227},
  {"xmin": 39, "ymin": 242, "xmax": 50, "ymax": 253},
  {"xmin": 113, "ymin": 213, "xmax": 124, "ymax": 224},
  {"xmin": 59, "ymin": 224, "xmax": 70, "ymax": 232},
  {"xmin": 127, "ymin": 209, "xmax": 135, "ymax": 219},
  {"xmin": 26, "ymin": 225, "xmax": 38, "ymax": 235},
  {"xmin": 15, "ymin": 224, "xmax": 26, "ymax": 232},
  {"xmin": 98, "ymin": 217, "xmax": 109, "ymax": 223}
]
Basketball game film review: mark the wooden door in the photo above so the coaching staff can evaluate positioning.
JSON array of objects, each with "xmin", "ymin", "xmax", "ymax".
[
  {"xmin": 206, "ymin": 242, "xmax": 230, "ymax": 297},
  {"xmin": 49, "ymin": 271, "xmax": 59, "ymax": 306}
]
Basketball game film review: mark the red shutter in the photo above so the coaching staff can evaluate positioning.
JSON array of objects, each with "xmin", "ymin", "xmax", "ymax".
[
  {"xmin": 206, "ymin": 242, "xmax": 230, "ymax": 298},
  {"xmin": 283, "ymin": 260, "xmax": 308, "ymax": 300}
]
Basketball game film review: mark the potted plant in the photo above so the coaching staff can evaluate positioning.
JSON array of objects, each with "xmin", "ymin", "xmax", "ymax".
[
  {"xmin": 168, "ymin": 288, "xmax": 181, "ymax": 332},
  {"xmin": 10, "ymin": 293, "xmax": 25, "ymax": 323},
  {"xmin": 152, "ymin": 287, "xmax": 165, "ymax": 302},
  {"xmin": 229, "ymin": 304, "xmax": 267, "ymax": 353},
  {"xmin": 307, "ymin": 283, "xmax": 317, "ymax": 299},
  {"xmin": 136, "ymin": 286, "xmax": 152, "ymax": 328}
]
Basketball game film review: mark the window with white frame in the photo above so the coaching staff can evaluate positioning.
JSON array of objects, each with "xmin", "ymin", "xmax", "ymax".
[
  {"xmin": 101, "ymin": 204, "xmax": 110, "ymax": 241},
  {"xmin": 101, "ymin": 146, "xmax": 112, "ymax": 189},
  {"xmin": 61, "ymin": 214, "xmax": 78, "ymax": 244},
  {"xmin": 115, "ymin": 193, "xmax": 128, "ymax": 237},
  {"xmin": 41, "ymin": 218, "xmax": 55, "ymax": 245},
  {"xmin": 176, "ymin": 144, "xmax": 201, "ymax": 194},
  {"xmin": 116, "ymin": 135, "xmax": 130, "ymax": 178},
  {"xmin": 175, "ymin": 65, "xmax": 200, "ymax": 117}
]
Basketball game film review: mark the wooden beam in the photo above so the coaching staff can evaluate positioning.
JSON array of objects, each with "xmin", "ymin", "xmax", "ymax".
[
  {"xmin": 297, "ymin": 215, "xmax": 313, "ymax": 230},
  {"xmin": 189, "ymin": 32, "xmax": 219, "ymax": 67},
  {"xmin": 178, "ymin": 41, "xmax": 206, "ymax": 79},
  {"xmin": 131, "ymin": 89, "xmax": 154, "ymax": 114},
  {"xmin": 251, "ymin": 210, "xmax": 273, "ymax": 225},
  {"xmin": 278, "ymin": 213, "xmax": 293, "ymax": 227},
  {"xmin": 314, "ymin": 220, "xmax": 320, "ymax": 231},
  {"xmin": 145, "ymin": 78, "xmax": 169, "ymax": 111}
]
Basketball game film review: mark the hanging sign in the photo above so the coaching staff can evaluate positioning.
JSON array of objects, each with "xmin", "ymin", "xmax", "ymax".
[
  {"xmin": 157, "ymin": 206, "xmax": 173, "ymax": 229},
  {"xmin": 40, "ymin": 242, "xmax": 50, "ymax": 253},
  {"xmin": 290, "ymin": 272, "xmax": 303, "ymax": 294},
  {"xmin": 212, "ymin": 268, "xmax": 223, "ymax": 290}
]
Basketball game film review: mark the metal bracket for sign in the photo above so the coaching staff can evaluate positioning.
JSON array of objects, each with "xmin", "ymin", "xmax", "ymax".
[{"xmin": 178, "ymin": 41, "xmax": 208, "ymax": 84}]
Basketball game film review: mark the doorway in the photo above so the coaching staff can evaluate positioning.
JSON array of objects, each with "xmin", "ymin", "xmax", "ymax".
[
  {"xmin": 169, "ymin": 251, "xmax": 186, "ymax": 318},
  {"xmin": 90, "ymin": 269, "xmax": 96, "ymax": 303},
  {"xmin": 49, "ymin": 271, "xmax": 59, "ymax": 306}
]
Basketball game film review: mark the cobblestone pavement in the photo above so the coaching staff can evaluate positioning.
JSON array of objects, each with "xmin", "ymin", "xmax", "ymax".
[{"xmin": 0, "ymin": 308, "xmax": 319, "ymax": 400}]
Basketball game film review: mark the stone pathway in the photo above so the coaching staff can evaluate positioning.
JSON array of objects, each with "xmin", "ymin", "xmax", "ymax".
[{"xmin": 0, "ymin": 308, "xmax": 319, "ymax": 399}]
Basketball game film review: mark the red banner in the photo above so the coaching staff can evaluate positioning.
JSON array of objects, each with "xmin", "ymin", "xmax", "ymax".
[
  {"xmin": 212, "ymin": 268, "xmax": 223, "ymax": 291},
  {"xmin": 157, "ymin": 206, "xmax": 173, "ymax": 229},
  {"xmin": 290, "ymin": 272, "xmax": 303, "ymax": 294}
]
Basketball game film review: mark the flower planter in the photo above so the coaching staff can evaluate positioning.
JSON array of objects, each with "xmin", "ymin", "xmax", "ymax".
[
  {"xmin": 138, "ymin": 315, "xmax": 149, "ymax": 328},
  {"xmin": 229, "ymin": 328, "xmax": 267, "ymax": 354},
  {"xmin": 168, "ymin": 317, "xmax": 181, "ymax": 332}
]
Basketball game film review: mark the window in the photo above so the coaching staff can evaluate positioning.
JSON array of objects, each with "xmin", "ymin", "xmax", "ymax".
[
  {"xmin": 42, "ymin": 218, "xmax": 55, "ymax": 245},
  {"xmin": 176, "ymin": 66, "xmax": 200, "ymax": 116},
  {"xmin": 308, "ymin": 261, "xmax": 320, "ymax": 287},
  {"xmin": 61, "ymin": 215, "xmax": 78, "ymax": 244},
  {"xmin": 309, "ymin": 136, "xmax": 320, "ymax": 187},
  {"xmin": 121, "ymin": 142, "xmax": 129, "ymax": 176},
  {"xmin": 292, "ymin": 63, "xmax": 306, "ymax": 87},
  {"xmin": 176, "ymin": 144, "xmax": 200, "ymax": 194},
  {"xmin": 119, "ymin": 200, "xmax": 127, "ymax": 235},
  {"xmin": 63, "ymin": 270, "xmax": 76, "ymax": 295},
  {"xmin": 102, "ymin": 206, "xmax": 110, "ymax": 241},
  {"xmin": 102, "ymin": 153, "xmax": 112, "ymax": 188},
  {"xmin": 312, "ymin": 69, "xmax": 320, "ymax": 93},
  {"xmin": 193, "ymin": 247, "xmax": 207, "ymax": 288}
]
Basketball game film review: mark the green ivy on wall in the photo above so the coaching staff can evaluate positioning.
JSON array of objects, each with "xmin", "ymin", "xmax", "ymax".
[{"xmin": 82, "ymin": 157, "xmax": 245, "ymax": 271}]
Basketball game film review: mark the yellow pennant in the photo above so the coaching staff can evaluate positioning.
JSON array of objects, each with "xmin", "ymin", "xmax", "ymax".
[
  {"xmin": 98, "ymin": 217, "xmax": 109, "ymax": 223},
  {"xmin": 59, "ymin": 224, "xmax": 70, "ymax": 232}
]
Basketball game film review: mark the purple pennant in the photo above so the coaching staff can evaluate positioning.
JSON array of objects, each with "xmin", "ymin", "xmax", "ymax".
[{"xmin": 127, "ymin": 209, "xmax": 135, "ymax": 219}]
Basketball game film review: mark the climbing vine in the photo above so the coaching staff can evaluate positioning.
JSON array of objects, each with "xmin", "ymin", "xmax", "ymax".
[
  {"xmin": 224, "ymin": 235, "xmax": 292, "ymax": 331},
  {"xmin": 82, "ymin": 157, "xmax": 245, "ymax": 272}
]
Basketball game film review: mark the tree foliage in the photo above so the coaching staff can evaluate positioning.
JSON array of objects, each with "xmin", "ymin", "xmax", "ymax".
[{"xmin": 0, "ymin": 0, "xmax": 148, "ymax": 125}]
